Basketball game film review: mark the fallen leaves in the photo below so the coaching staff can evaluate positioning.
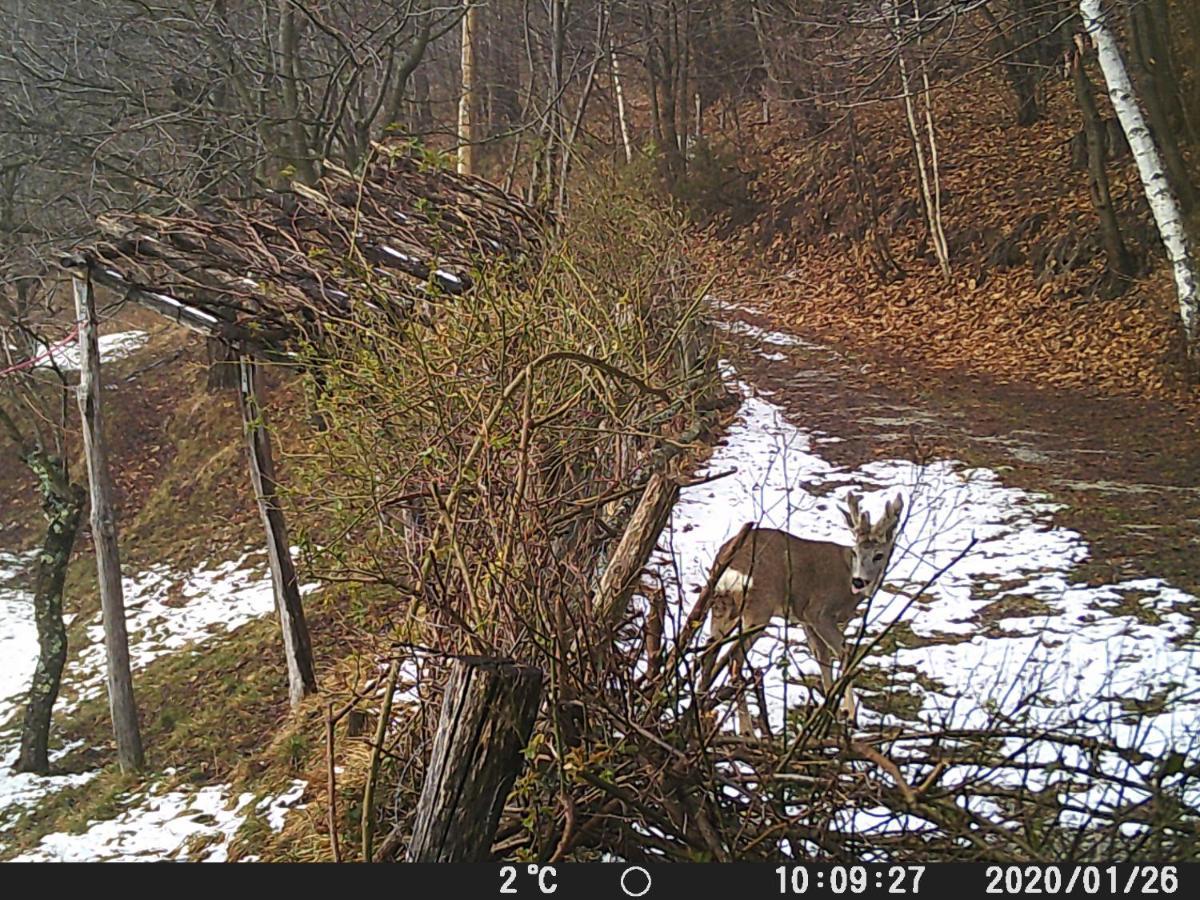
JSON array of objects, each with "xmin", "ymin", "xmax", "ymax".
[{"xmin": 692, "ymin": 73, "xmax": 1198, "ymax": 407}]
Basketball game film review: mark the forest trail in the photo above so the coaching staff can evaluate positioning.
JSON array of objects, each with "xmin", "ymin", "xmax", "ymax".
[
  {"xmin": 655, "ymin": 292, "xmax": 1200, "ymax": 819},
  {"xmin": 701, "ymin": 292, "xmax": 1200, "ymax": 598}
]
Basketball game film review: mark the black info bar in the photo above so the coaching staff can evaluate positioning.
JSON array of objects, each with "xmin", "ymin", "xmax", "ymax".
[{"xmin": 27, "ymin": 862, "xmax": 1193, "ymax": 897}]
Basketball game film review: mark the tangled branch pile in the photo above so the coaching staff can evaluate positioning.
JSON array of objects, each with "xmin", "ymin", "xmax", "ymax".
[
  {"xmin": 276, "ymin": 168, "xmax": 1198, "ymax": 863},
  {"xmin": 60, "ymin": 144, "xmax": 545, "ymax": 350}
]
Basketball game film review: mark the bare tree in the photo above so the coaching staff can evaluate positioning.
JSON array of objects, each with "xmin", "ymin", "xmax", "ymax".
[
  {"xmin": 1080, "ymin": 0, "xmax": 1198, "ymax": 359},
  {"xmin": 0, "ymin": 291, "xmax": 85, "ymax": 775},
  {"xmin": 458, "ymin": 1, "xmax": 479, "ymax": 175},
  {"xmin": 1069, "ymin": 32, "xmax": 1135, "ymax": 279},
  {"xmin": 891, "ymin": 0, "xmax": 952, "ymax": 279}
]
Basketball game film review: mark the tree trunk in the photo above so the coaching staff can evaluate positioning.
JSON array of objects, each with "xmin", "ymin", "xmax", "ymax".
[
  {"xmin": 611, "ymin": 43, "xmax": 633, "ymax": 163},
  {"xmin": 457, "ymin": 1, "xmax": 477, "ymax": 175},
  {"xmin": 385, "ymin": 23, "xmax": 434, "ymax": 131},
  {"xmin": 73, "ymin": 275, "xmax": 144, "ymax": 774},
  {"xmin": 1081, "ymin": 0, "xmax": 1199, "ymax": 358},
  {"xmin": 916, "ymin": 0, "xmax": 950, "ymax": 277},
  {"xmin": 278, "ymin": 0, "xmax": 316, "ymax": 184},
  {"xmin": 593, "ymin": 472, "xmax": 680, "ymax": 637},
  {"xmin": 406, "ymin": 657, "xmax": 543, "ymax": 862},
  {"xmin": 848, "ymin": 109, "xmax": 904, "ymax": 282},
  {"xmin": 1070, "ymin": 36, "xmax": 1135, "ymax": 278},
  {"xmin": 556, "ymin": 13, "xmax": 604, "ymax": 216},
  {"xmin": 893, "ymin": 0, "xmax": 951, "ymax": 279},
  {"xmin": 1142, "ymin": 0, "xmax": 1189, "ymax": 136},
  {"xmin": 237, "ymin": 355, "xmax": 318, "ymax": 708},
  {"xmin": 1126, "ymin": 4, "xmax": 1196, "ymax": 211},
  {"xmin": 751, "ymin": 0, "xmax": 779, "ymax": 123},
  {"xmin": 543, "ymin": 0, "xmax": 567, "ymax": 205},
  {"xmin": 16, "ymin": 456, "xmax": 84, "ymax": 774},
  {"xmin": 205, "ymin": 336, "xmax": 239, "ymax": 391},
  {"xmin": 1184, "ymin": 0, "xmax": 1200, "ymax": 135},
  {"xmin": 983, "ymin": 0, "xmax": 1042, "ymax": 126},
  {"xmin": 411, "ymin": 65, "xmax": 434, "ymax": 135}
]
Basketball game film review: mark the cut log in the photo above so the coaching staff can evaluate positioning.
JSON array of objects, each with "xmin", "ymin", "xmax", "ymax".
[
  {"xmin": 594, "ymin": 472, "xmax": 680, "ymax": 635},
  {"xmin": 237, "ymin": 354, "xmax": 317, "ymax": 708},
  {"xmin": 73, "ymin": 275, "xmax": 144, "ymax": 773},
  {"xmin": 406, "ymin": 657, "xmax": 543, "ymax": 862}
]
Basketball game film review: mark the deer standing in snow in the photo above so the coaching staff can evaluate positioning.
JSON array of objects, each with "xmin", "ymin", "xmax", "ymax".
[{"xmin": 704, "ymin": 493, "xmax": 904, "ymax": 732}]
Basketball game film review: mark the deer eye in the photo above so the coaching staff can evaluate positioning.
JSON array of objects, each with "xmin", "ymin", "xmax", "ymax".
[{"xmin": 873, "ymin": 553, "xmax": 884, "ymax": 562}]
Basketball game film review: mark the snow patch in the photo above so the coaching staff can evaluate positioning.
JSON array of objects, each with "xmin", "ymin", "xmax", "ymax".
[
  {"xmin": 64, "ymin": 553, "xmax": 312, "ymax": 707},
  {"xmin": 0, "ymin": 550, "xmax": 40, "ymax": 725},
  {"xmin": 714, "ymin": 319, "xmax": 826, "ymax": 351},
  {"xmin": 657, "ymin": 369, "xmax": 1200, "ymax": 828},
  {"xmin": 36, "ymin": 331, "xmax": 150, "ymax": 372},
  {"xmin": 1, "ymin": 547, "xmax": 316, "ymax": 858},
  {"xmin": 10, "ymin": 777, "xmax": 307, "ymax": 862}
]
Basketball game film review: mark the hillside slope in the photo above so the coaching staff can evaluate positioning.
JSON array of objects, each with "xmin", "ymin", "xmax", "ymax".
[{"xmin": 695, "ymin": 69, "xmax": 1197, "ymax": 401}]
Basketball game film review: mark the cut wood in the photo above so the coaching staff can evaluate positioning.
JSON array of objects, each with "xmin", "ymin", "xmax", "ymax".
[
  {"xmin": 406, "ymin": 656, "xmax": 543, "ymax": 862},
  {"xmin": 594, "ymin": 472, "xmax": 680, "ymax": 636}
]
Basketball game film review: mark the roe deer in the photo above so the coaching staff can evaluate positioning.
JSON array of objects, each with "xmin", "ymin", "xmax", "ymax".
[{"xmin": 704, "ymin": 492, "xmax": 903, "ymax": 731}]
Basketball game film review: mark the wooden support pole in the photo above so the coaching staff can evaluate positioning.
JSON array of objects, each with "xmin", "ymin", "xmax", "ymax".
[
  {"xmin": 407, "ymin": 657, "xmax": 543, "ymax": 862},
  {"xmin": 237, "ymin": 353, "xmax": 317, "ymax": 708},
  {"xmin": 73, "ymin": 275, "xmax": 144, "ymax": 773}
]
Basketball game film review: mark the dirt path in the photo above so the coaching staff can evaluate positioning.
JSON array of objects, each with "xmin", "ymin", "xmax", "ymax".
[{"xmin": 714, "ymin": 299, "xmax": 1200, "ymax": 601}]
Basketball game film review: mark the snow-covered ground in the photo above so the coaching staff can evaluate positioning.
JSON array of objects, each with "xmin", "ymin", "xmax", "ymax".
[
  {"xmin": 0, "ymin": 549, "xmax": 311, "ymax": 860},
  {"xmin": 0, "ymin": 551, "xmax": 41, "ymax": 726},
  {"xmin": 0, "ymin": 550, "xmax": 100, "ymax": 831},
  {"xmin": 656, "ymin": 370, "xmax": 1200, "ymax": 828},
  {"xmin": 34, "ymin": 331, "xmax": 150, "ymax": 372},
  {"xmin": 11, "ymin": 776, "xmax": 307, "ymax": 862},
  {"xmin": 65, "ymin": 553, "xmax": 302, "ymax": 707}
]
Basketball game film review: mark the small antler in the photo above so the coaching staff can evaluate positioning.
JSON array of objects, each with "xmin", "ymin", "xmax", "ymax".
[
  {"xmin": 876, "ymin": 493, "xmax": 905, "ymax": 541},
  {"xmin": 841, "ymin": 491, "xmax": 872, "ymax": 537}
]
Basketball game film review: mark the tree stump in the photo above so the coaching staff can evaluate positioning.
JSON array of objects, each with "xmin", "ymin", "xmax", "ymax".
[{"xmin": 406, "ymin": 657, "xmax": 543, "ymax": 862}]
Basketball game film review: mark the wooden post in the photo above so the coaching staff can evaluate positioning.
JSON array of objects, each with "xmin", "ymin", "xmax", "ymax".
[
  {"xmin": 237, "ymin": 353, "xmax": 317, "ymax": 708},
  {"xmin": 406, "ymin": 657, "xmax": 543, "ymax": 862},
  {"xmin": 73, "ymin": 275, "xmax": 144, "ymax": 773},
  {"xmin": 593, "ymin": 472, "xmax": 680, "ymax": 635}
]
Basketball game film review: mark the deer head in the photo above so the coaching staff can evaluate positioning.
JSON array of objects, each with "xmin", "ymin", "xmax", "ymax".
[{"xmin": 841, "ymin": 492, "xmax": 904, "ymax": 595}]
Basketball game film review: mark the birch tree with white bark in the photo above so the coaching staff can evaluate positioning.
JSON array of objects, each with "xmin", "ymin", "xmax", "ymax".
[
  {"xmin": 1079, "ymin": 0, "xmax": 1198, "ymax": 359},
  {"xmin": 458, "ymin": 0, "xmax": 478, "ymax": 175}
]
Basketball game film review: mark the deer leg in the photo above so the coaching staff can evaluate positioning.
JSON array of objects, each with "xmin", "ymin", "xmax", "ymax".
[
  {"xmin": 810, "ymin": 617, "xmax": 858, "ymax": 721},
  {"xmin": 731, "ymin": 603, "xmax": 774, "ymax": 736},
  {"xmin": 705, "ymin": 594, "xmax": 753, "ymax": 734},
  {"xmin": 710, "ymin": 608, "xmax": 751, "ymax": 735},
  {"xmin": 730, "ymin": 642, "xmax": 755, "ymax": 737},
  {"xmin": 803, "ymin": 622, "xmax": 835, "ymax": 694}
]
